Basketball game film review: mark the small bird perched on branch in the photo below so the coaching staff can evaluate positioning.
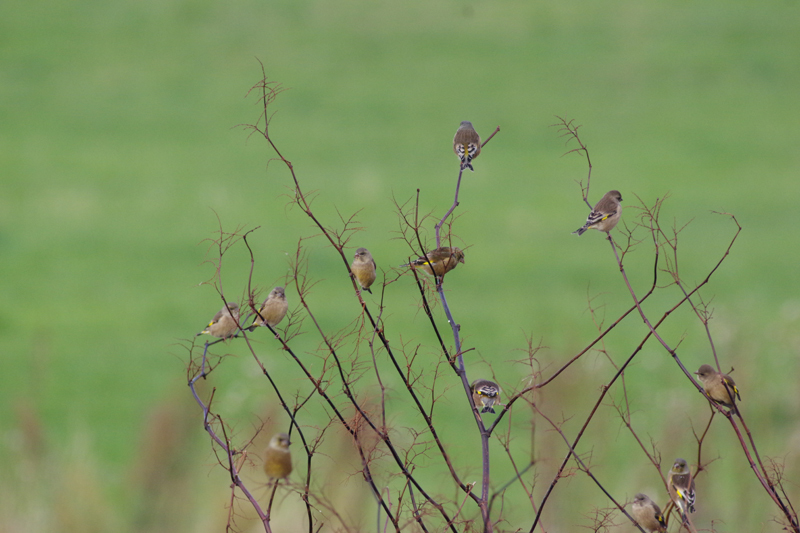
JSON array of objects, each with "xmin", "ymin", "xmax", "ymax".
[
  {"xmin": 350, "ymin": 247, "xmax": 377, "ymax": 294},
  {"xmin": 667, "ymin": 458, "xmax": 696, "ymax": 520},
  {"xmin": 263, "ymin": 433, "xmax": 293, "ymax": 480},
  {"xmin": 470, "ymin": 379, "xmax": 501, "ymax": 414},
  {"xmin": 694, "ymin": 364, "xmax": 740, "ymax": 414},
  {"xmin": 631, "ymin": 493, "xmax": 667, "ymax": 532},
  {"xmin": 249, "ymin": 287, "xmax": 288, "ymax": 331},
  {"xmin": 573, "ymin": 190, "xmax": 623, "ymax": 236},
  {"xmin": 197, "ymin": 302, "xmax": 239, "ymax": 339},
  {"xmin": 403, "ymin": 247, "xmax": 465, "ymax": 278},
  {"xmin": 453, "ymin": 121, "xmax": 481, "ymax": 171}
]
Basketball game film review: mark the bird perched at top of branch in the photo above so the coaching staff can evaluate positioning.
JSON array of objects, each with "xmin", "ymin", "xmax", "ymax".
[
  {"xmin": 573, "ymin": 190, "xmax": 623, "ymax": 236},
  {"xmin": 350, "ymin": 247, "xmax": 377, "ymax": 294},
  {"xmin": 631, "ymin": 493, "xmax": 667, "ymax": 532},
  {"xmin": 263, "ymin": 433, "xmax": 292, "ymax": 480},
  {"xmin": 402, "ymin": 247, "xmax": 465, "ymax": 278},
  {"xmin": 249, "ymin": 287, "xmax": 288, "ymax": 331},
  {"xmin": 453, "ymin": 121, "xmax": 481, "ymax": 171},
  {"xmin": 667, "ymin": 458, "xmax": 696, "ymax": 519},
  {"xmin": 694, "ymin": 364, "xmax": 740, "ymax": 414},
  {"xmin": 470, "ymin": 379, "xmax": 502, "ymax": 414},
  {"xmin": 197, "ymin": 302, "xmax": 240, "ymax": 339}
]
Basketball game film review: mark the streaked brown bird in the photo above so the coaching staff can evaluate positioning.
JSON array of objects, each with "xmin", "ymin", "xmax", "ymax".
[
  {"xmin": 453, "ymin": 121, "xmax": 481, "ymax": 171},
  {"xmin": 631, "ymin": 493, "xmax": 667, "ymax": 532},
  {"xmin": 263, "ymin": 432, "xmax": 293, "ymax": 480},
  {"xmin": 695, "ymin": 364, "xmax": 740, "ymax": 414},
  {"xmin": 470, "ymin": 379, "xmax": 501, "ymax": 414},
  {"xmin": 667, "ymin": 458, "xmax": 696, "ymax": 519},
  {"xmin": 573, "ymin": 190, "xmax": 623, "ymax": 235},
  {"xmin": 197, "ymin": 302, "xmax": 240, "ymax": 339},
  {"xmin": 249, "ymin": 287, "xmax": 288, "ymax": 331},
  {"xmin": 403, "ymin": 247, "xmax": 465, "ymax": 278},
  {"xmin": 350, "ymin": 247, "xmax": 377, "ymax": 294}
]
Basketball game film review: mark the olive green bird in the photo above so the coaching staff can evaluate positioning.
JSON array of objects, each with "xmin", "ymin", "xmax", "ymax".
[
  {"xmin": 351, "ymin": 247, "xmax": 377, "ymax": 294},
  {"xmin": 695, "ymin": 364, "xmax": 740, "ymax": 414},
  {"xmin": 402, "ymin": 247, "xmax": 465, "ymax": 277},
  {"xmin": 249, "ymin": 287, "xmax": 288, "ymax": 331},
  {"xmin": 263, "ymin": 433, "xmax": 293, "ymax": 480}
]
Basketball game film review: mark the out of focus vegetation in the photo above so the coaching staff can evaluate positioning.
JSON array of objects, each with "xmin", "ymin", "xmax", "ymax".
[{"xmin": 1, "ymin": 1, "xmax": 798, "ymax": 531}]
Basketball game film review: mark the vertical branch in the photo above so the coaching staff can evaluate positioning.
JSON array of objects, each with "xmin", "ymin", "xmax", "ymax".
[
  {"xmin": 434, "ymin": 167, "xmax": 464, "ymax": 249},
  {"xmin": 430, "ymin": 127, "xmax": 500, "ymax": 531},
  {"xmin": 188, "ymin": 355, "xmax": 272, "ymax": 531},
  {"xmin": 553, "ymin": 116, "xmax": 593, "ymax": 208}
]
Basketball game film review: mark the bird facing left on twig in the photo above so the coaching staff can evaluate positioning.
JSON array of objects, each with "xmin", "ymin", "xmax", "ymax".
[
  {"xmin": 695, "ymin": 364, "xmax": 740, "ymax": 414},
  {"xmin": 631, "ymin": 493, "xmax": 667, "ymax": 532},
  {"xmin": 197, "ymin": 302, "xmax": 240, "ymax": 339}
]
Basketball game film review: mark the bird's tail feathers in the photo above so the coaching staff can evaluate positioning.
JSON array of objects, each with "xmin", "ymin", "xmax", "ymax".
[{"xmin": 573, "ymin": 226, "xmax": 588, "ymax": 236}]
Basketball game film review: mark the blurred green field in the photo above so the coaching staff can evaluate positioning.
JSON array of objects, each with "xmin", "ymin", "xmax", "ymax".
[{"xmin": 2, "ymin": 0, "xmax": 799, "ymax": 531}]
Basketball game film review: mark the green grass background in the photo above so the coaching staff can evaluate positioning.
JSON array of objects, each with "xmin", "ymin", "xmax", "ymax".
[{"xmin": 2, "ymin": 0, "xmax": 799, "ymax": 531}]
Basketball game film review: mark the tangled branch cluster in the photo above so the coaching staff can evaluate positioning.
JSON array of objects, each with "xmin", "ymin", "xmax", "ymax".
[{"xmin": 184, "ymin": 70, "xmax": 798, "ymax": 533}]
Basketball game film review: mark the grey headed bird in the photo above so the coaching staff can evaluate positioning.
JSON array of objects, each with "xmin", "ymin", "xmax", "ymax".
[
  {"xmin": 573, "ymin": 190, "xmax": 623, "ymax": 235},
  {"xmin": 667, "ymin": 457, "xmax": 696, "ymax": 519},
  {"xmin": 351, "ymin": 247, "xmax": 377, "ymax": 294},
  {"xmin": 249, "ymin": 287, "xmax": 288, "ymax": 331},
  {"xmin": 263, "ymin": 432, "xmax": 293, "ymax": 480},
  {"xmin": 631, "ymin": 493, "xmax": 667, "ymax": 532},
  {"xmin": 695, "ymin": 364, "xmax": 740, "ymax": 414}
]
